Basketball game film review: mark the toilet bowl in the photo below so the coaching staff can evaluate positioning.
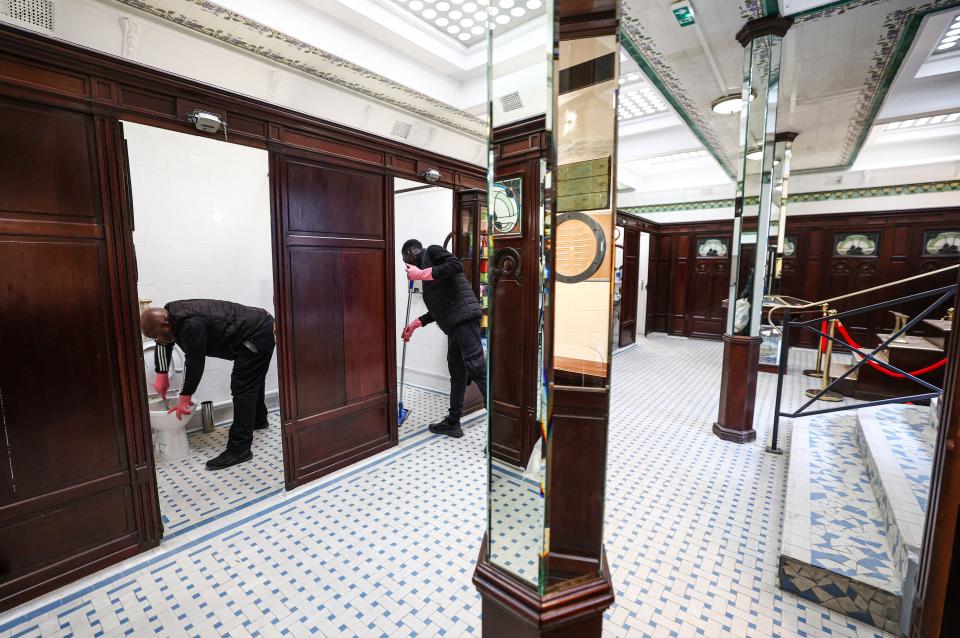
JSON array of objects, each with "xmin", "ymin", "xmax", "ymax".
[{"xmin": 143, "ymin": 340, "xmax": 196, "ymax": 463}]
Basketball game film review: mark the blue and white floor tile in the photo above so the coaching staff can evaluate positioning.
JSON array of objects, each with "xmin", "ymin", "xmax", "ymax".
[
  {"xmin": 155, "ymin": 414, "xmax": 285, "ymax": 539},
  {"xmin": 0, "ymin": 336, "xmax": 895, "ymax": 637}
]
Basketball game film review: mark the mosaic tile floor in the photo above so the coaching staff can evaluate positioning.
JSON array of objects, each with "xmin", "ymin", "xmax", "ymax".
[
  {"xmin": 156, "ymin": 386, "xmax": 449, "ymax": 540},
  {"xmin": 0, "ymin": 336, "xmax": 896, "ymax": 638}
]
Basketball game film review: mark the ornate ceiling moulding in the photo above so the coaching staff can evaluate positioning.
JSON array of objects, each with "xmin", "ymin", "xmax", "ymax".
[{"xmin": 112, "ymin": 0, "xmax": 485, "ymax": 138}]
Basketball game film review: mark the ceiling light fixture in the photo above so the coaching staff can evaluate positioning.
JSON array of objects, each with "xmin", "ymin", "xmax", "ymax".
[
  {"xmin": 745, "ymin": 148, "xmax": 763, "ymax": 160},
  {"xmin": 711, "ymin": 91, "xmax": 755, "ymax": 115},
  {"xmin": 933, "ymin": 14, "xmax": 960, "ymax": 54}
]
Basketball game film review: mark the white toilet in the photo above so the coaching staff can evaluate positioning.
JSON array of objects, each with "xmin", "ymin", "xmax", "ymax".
[{"xmin": 143, "ymin": 340, "xmax": 196, "ymax": 462}]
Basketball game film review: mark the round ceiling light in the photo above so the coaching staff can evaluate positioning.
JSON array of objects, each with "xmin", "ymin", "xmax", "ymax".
[
  {"xmin": 711, "ymin": 91, "xmax": 755, "ymax": 115},
  {"xmin": 745, "ymin": 148, "xmax": 763, "ymax": 161}
]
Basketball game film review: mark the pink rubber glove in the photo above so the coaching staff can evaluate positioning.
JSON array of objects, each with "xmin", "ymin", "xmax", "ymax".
[
  {"xmin": 153, "ymin": 372, "xmax": 170, "ymax": 400},
  {"xmin": 167, "ymin": 395, "xmax": 193, "ymax": 421},
  {"xmin": 406, "ymin": 264, "xmax": 433, "ymax": 281},
  {"xmin": 402, "ymin": 318, "xmax": 423, "ymax": 342}
]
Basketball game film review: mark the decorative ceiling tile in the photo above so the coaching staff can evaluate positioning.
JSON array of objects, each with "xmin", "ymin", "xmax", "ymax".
[{"xmin": 112, "ymin": 0, "xmax": 485, "ymax": 138}]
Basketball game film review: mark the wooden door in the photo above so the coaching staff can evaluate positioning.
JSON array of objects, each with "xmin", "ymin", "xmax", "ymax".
[
  {"xmin": 0, "ymin": 101, "xmax": 159, "ymax": 610},
  {"xmin": 687, "ymin": 235, "xmax": 731, "ymax": 338},
  {"xmin": 618, "ymin": 226, "xmax": 640, "ymax": 347},
  {"xmin": 274, "ymin": 155, "xmax": 396, "ymax": 489}
]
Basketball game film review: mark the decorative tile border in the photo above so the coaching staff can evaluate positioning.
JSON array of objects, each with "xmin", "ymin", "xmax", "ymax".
[
  {"xmin": 113, "ymin": 0, "xmax": 486, "ymax": 137},
  {"xmin": 619, "ymin": 180, "xmax": 960, "ymax": 215}
]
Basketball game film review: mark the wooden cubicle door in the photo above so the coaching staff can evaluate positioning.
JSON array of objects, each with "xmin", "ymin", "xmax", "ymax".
[
  {"xmin": 273, "ymin": 155, "xmax": 397, "ymax": 489},
  {"xmin": 686, "ymin": 234, "xmax": 731, "ymax": 339},
  {"xmin": 0, "ymin": 101, "xmax": 160, "ymax": 610},
  {"xmin": 618, "ymin": 224, "xmax": 640, "ymax": 347}
]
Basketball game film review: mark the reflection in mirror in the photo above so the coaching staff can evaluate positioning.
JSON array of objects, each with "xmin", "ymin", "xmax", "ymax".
[
  {"xmin": 553, "ymin": 35, "xmax": 619, "ymax": 389},
  {"xmin": 485, "ymin": 0, "xmax": 552, "ymax": 591}
]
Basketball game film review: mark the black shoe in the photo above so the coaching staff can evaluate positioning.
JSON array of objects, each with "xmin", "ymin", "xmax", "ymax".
[
  {"xmin": 205, "ymin": 449, "xmax": 253, "ymax": 470},
  {"xmin": 253, "ymin": 421, "xmax": 269, "ymax": 431},
  {"xmin": 429, "ymin": 418, "xmax": 464, "ymax": 439}
]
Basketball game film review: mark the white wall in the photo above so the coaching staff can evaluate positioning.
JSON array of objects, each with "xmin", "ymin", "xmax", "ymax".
[
  {"xmin": 394, "ymin": 182, "xmax": 454, "ymax": 392},
  {"xmin": 125, "ymin": 121, "xmax": 277, "ymax": 407}
]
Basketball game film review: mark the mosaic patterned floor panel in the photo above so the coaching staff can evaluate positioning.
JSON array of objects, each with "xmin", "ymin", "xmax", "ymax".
[
  {"xmin": 0, "ymin": 337, "xmax": 896, "ymax": 638},
  {"xmin": 156, "ymin": 386, "xmax": 449, "ymax": 539}
]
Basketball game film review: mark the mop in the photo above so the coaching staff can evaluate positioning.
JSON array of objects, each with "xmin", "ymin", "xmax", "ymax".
[{"xmin": 398, "ymin": 280, "xmax": 414, "ymax": 425}]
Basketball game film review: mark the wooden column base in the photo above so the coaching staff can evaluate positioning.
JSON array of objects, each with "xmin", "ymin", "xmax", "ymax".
[
  {"xmin": 473, "ymin": 536, "xmax": 614, "ymax": 637},
  {"xmin": 713, "ymin": 334, "xmax": 761, "ymax": 444}
]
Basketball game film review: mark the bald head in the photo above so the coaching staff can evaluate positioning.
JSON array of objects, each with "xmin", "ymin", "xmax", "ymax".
[{"xmin": 140, "ymin": 307, "xmax": 174, "ymax": 343}]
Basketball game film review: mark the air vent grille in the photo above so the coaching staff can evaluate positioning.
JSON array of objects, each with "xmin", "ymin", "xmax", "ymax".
[
  {"xmin": 500, "ymin": 91, "xmax": 523, "ymax": 112},
  {"xmin": 1, "ymin": 0, "xmax": 54, "ymax": 31},
  {"xmin": 390, "ymin": 120, "xmax": 412, "ymax": 139}
]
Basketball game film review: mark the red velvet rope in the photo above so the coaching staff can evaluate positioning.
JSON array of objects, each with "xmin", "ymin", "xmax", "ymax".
[
  {"xmin": 819, "ymin": 321, "xmax": 827, "ymax": 353},
  {"xmin": 833, "ymin": 320, "xmax": 947, "ymax": 378}
]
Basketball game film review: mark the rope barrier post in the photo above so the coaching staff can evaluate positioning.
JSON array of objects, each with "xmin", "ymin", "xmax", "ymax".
[
  {"xmin": 803, "ymin": 302, "xmax": 829, "ymax": 377},
  {"xmin": 805, "ymin": 309, "xmax": 844, "ymax": 402},
  {"xmin": 767, "ymin": 307, "xmax": 790, "ymax": 455}
]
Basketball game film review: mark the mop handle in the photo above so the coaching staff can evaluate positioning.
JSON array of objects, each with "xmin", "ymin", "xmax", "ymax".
[{"xmin": 399, "ymin": 281, "xmax": 414, "ymax": 404}]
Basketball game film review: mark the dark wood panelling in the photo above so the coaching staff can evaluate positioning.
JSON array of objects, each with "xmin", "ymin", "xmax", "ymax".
[
  {"xmin": 687, "ymin": 235, "xmax": 730, "ymax": 339},
  {"xmin": 0, "ymin": 102, "xmax": 145, "ymax": 612},
  {"xmin": 628, "ymin": 208, "xmax": 960, "ymax": 342},
  {"xmin": 489, "ymin": 116, "xmax": 547, "ymax": 467},
  {"xmin": 279, "ymin": 160, "xmax": 396, "ymax": 488},
  {"xmin": 342, "ymin": 250, "xmax": 388, "ymax": 401},
  {"xmin": 289, "ymin": 248, "xmax": 346, "ymax": 416},
  {"xmin": 0, "ymin": 240, "xmax": 126, "ymax": 499},
  {"xmin": 286, "ymin": 161, "xmax": 384, "ymax": 238},
  {"xmin": 0, "ymin": 100, "xmax": 97, "ymax": 219}
]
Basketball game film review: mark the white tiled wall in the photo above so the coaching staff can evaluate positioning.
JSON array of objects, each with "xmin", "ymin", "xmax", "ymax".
[
  {"xmin": 393, "ymin": 181, "xmax": 455, "ymax": 392},
  {"xmin": 125, "ymin": 121, "xmax": 277, "ymax": 407}
]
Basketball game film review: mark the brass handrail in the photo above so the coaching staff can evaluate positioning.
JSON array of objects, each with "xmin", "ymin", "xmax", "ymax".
[{"xmin": 766, "ymin": 263, "xmax": 960, "ymax": 329}]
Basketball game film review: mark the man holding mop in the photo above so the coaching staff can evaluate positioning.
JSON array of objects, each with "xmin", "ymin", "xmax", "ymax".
[{"xmin": 400, "ymin": 239, "xmax": 486, "ymax": 439}]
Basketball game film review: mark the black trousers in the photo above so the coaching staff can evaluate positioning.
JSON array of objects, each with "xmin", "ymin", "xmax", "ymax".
[
  {"xmin": 226, "ymin": 321, "xmax": 275, "ymax": 454},
  {"xmin": 447, "ymin": 320, "xmax": 487, "ymax": 423}
]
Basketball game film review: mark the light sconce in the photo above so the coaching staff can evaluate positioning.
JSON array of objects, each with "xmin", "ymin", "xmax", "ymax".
[{"xmin": 187, "ymin": 109, "xmax": 227, "ymax": 139}]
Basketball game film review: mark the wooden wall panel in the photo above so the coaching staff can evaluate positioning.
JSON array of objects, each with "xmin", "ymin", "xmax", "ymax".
[
  {"xmin": 289, "ymin": 248, "xmax": 346, "ymax": 416},
  {"xmin": 0, "ymin": 240, "xmax": 127, "ymax": 499},
  {"xmin": 0, "ymin": 100, "xmax": 97, "ymax": 219},
  {"xmin": 286, "ymin": 161, "xmax": 384, "ymax": 238},
  {"xmin": 0, "ymin": 102, "xmax": 147, "ymax": 612},
  {"xmin": 629, "ymin": 208, "xmax": 960, "ymax": 343},
  {"xmin": 278, "ymin": 159, "xmax": 395, "ymax": 488},
  {"xmin": 617, "ymin": 222, "xmax": 639, "ymax": 347},
  {"xmin": 342, "ymin": 250, "xmax": 388, "ymax": 401}
]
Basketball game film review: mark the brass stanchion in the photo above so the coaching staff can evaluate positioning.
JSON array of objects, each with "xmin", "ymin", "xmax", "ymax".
[
  {"xmin": 802, "ymin": 303, "xmax": 829, "ymax": 377},
  {"xmin": 805, "ymin": 309, "xmax": 843, "ymax": 402},
  {"xmin": 943, "ymin": 307, "xmax": 954, "ymax": 322}
]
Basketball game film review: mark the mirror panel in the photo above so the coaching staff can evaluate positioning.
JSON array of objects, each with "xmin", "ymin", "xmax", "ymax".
[{"xmin": 485, "ymin": 0, "xmax": 554, "ymax": 590}]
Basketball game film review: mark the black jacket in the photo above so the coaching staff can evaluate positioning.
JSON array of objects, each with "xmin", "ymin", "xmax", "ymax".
[
  {"xmin": 417, "ymin": 245, "xmax": 482, "ymax": 334},
  {"xmin": 155, "ymin": 299, "xmax": 272, "ymax": 396}
]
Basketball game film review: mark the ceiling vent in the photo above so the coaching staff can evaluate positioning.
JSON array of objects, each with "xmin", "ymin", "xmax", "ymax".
[
  {"xmin": 499, "ymin": 91, "xmax": 524, "ymax": 112},
  {"xmin": 390, "ymin": 120, "xmax": 412, "ymax": 139},
  {"xmin": 1, "ymin": 0, "xmax": 54, "ymax": 32}
]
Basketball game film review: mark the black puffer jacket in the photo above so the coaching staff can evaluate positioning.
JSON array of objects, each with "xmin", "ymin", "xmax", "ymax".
[
  {"xmin": 417, "ymin": 245, "xmax": 482, "ymax": 334},
  {"xmin": 161, "ymin": 299, "xmax": 273, "ymax": 395}
]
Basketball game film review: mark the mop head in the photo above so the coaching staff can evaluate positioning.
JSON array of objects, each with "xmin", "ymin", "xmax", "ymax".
[{"xmin": 398, "ymin": 403, "xmax": 411, "ymax": 425}]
